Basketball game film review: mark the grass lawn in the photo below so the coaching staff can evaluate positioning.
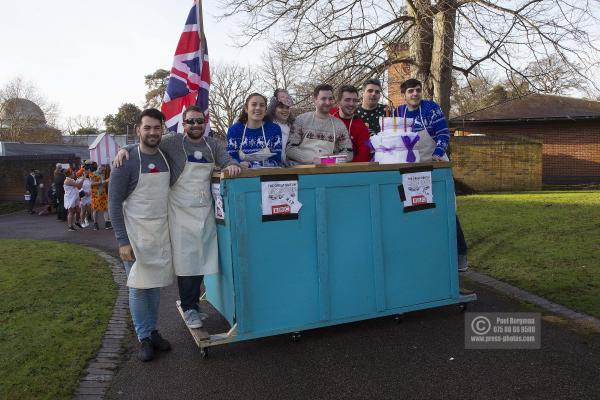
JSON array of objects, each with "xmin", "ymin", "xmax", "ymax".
[
  {"xmin": 458, "ymin": 191, "xmax": 600, "ymax": 318},
  {"xmin": 0, "ymin": 201, "xmax": 26, "ymax": 215},
  {"xmin": 0, "ymin": 240, "xmax": 117, "ymax": 400}
]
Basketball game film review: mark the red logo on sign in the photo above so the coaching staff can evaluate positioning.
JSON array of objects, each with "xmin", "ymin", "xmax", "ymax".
[
  {"xmin": 272, "ymin": 204, "xmax": 291, "ymax": 215},
  {"xmin": 411, "ymin": 195, "xmax": 426, "ymax": 205}
]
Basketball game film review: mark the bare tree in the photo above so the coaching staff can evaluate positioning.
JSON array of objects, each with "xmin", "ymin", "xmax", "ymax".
[
  {"xmin": 450, "ymin": 71, "xmax": 496, "ymax": 116},
  {"xmin": 520, "ymin": 54, "xmax": 590, "ymax": 96},
  {"xmin": 64, "ymin": 115, "xmax": 103, "ymax": 135},
  {"xmin": 0, "ymin": 77, "xmax": 60, "ymax": 142},
  {"xmin": 259, "ymin": 45, "xmax": 301, "ymax": 94},
  {"xmin": 209, "ymin": 63, "xmax": 260, "ymax": 139},
  {"xmin": 218, "ymin": 0, "xmax": 600, "ymax": 116}
]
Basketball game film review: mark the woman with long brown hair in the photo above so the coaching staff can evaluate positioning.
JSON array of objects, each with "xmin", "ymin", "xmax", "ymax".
[{"xmin": 226, "ymin": 93, "xmax": 283, "ymax": 168}]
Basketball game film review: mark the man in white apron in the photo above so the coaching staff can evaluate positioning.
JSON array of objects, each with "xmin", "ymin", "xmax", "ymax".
[
  {"xmin": 113, "ymin": 106, "xmax": 241, "ymax": 330},
  {"xmin": 169, "ymin": 107, "xmax": 241, "ymax": 329},
  {"xmin": 287, "ymin": 84, "xmax": 354, "ymax": 164},
  {"xmin": 397, "ymin": 79, "xmax": 470, "ymax": 274},
  {"xmin": 108, "ymin": 108, "xmax": 174, "ymax": 362}
]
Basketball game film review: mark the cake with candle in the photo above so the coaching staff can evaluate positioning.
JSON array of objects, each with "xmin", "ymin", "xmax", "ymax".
[{"xmin": 371, "ymin": 111, "xmax": 421, "ymax": 164}]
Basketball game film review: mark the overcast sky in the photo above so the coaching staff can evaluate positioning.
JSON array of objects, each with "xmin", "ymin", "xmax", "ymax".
[
  {"xmin": 0, "ymin": 0, "xmax": 266, "ymax": 127},
  {"xmin": 3, "ymin": 1, "xmax": 599, "ymax": 129}
]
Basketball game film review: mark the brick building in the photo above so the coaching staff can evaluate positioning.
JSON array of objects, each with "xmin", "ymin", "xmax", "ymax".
[
  {"xmin": 0, "ymin": 154, "xmax": 81, "ymax": 202},
  {"xmin": 450, "ymin": 94, "xmax": 600, "ymax": 185}
]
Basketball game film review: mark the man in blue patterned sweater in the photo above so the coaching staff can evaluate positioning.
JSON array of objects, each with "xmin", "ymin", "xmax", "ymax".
[
  {"xmin": 395, "ymin": 78, "xmax": 451, "ymax": 162},
  {"xmin": 396, "ymin": 78, "xmax": 469, "ymax": 273}
]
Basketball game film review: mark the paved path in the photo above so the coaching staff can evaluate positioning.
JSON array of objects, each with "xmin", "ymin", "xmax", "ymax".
[
  {"xmin": 1, "ymin": 209, "xmax": 599, "ymax": 400},
  {"xmin": 0, "ymin": 208, "xmax": 118, "ymax": 255}
]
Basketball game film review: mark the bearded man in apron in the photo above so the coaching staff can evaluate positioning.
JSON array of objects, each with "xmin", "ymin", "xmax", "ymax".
[
  {"xmin": 286, "ymin": 84, "xmax": 354, "ymax": 164},
  {"xmin": 395, "ymin": 79, "xmax": 470, "ymax": 275},
  {"xmin": 114, "ymin": 106, "xmax": 242, "ymax": 330},
  {"xmin": 108, "ymin": 108, "xmax": 174, "ymax": 362}
]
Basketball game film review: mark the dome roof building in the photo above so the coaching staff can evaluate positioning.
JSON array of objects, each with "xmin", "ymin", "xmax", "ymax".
[{"xmin": 0, "ymin": 98, "xmax": 47, "ymax": 129}]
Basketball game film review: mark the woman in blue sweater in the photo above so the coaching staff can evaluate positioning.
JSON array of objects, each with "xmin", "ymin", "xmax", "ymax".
[{"xmin": 227, "ymin": 93, "xmax": 283, "ymax": 168}]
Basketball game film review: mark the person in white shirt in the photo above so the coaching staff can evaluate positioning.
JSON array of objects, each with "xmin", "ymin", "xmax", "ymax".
[{"xmin": 266, "ymin": 89, "xmax": 294, "ymax": 164}]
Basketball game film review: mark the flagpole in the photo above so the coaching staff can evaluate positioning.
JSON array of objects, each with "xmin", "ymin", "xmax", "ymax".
[
  {"xmin": 196, "ymin": 0, "xmax": 210, "ymax": 136},
  {"xmin": 197, "ymin": 0, "xmax": 205, "ymax": 54}
]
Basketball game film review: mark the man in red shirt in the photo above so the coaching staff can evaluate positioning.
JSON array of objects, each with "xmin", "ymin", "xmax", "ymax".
[{"xmin": 330, "ymin": 85, "xmax": 371, "ymax": 162}]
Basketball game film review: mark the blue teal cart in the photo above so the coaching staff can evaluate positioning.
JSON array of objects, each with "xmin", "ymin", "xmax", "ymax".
[{"xmin": 190, "ymin": 162, "xmax": 476, "ymax": 356}]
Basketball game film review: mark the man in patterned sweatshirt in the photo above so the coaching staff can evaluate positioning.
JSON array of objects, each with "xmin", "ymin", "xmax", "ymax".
[
  {"xmin": 396, "ymin": 78, "xmax": 469, "ymax": 273},
  {"xmin": 286, "ymin": 84, "xmax": 353, "ymax": 164}
]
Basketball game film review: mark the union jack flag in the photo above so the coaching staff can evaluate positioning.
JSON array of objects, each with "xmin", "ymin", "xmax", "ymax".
[{"xmin": 161, "ymin": 0, "xmax": 210, "ymax": 134}]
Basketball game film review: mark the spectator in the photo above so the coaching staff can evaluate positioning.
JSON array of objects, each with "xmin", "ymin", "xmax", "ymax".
[
  {"xmin": 25, "ymin": 168, "xmax": 38, "ymax": 214},
  {"xmin": 53, "ymin": 164, "xmax": 67, "ymax": 221},
  {"xmin": 64, "ymin": 168, "xmax": 83, "ymax": 231},
  {"xmin": 90, "ymin": 164, "xmax": 111, "ymax": 230}
]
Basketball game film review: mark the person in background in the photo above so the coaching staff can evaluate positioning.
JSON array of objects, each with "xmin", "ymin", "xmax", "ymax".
[
  {"xmin": 77, "ymin": 165, "xmax": 93, "ymax": 228},
  {"xmin": 286, "ymin": 84, "xmax": 353, "ymax": 164},
  {"xmin": 54, "ymin": 164, "xmax": 67, "ymax": 221},
  {"xmin": 35, "ymin": 170, "xmax": 46, "ymax": 208},
  {"xmin": 266, "ymin": 89, "xmax": 294, "ymax": 164},
  {"xmin": 63, "ymin": 167, "xmax": 83, "ymax": 231},
  {"xmin": 356, "ymin": 78, "xmax": 386, "ymax": 136},
  {"xmin": 330, "ymin": 85, "xmax": 371, "ymax": 162},
  {"xmin": 25, "ymin": 168, "xmax": 38, "ymax": 214},
  {"xmin": 227, "ymin": 93, "xmax": 283, "ymax": 168},
  {"xmin": 90, "ymin": 164, "xmax": 111, "ymax": 230},
  {"xmin": 108, "ymin": 108, "xmax": 173, "ymax": 362}
]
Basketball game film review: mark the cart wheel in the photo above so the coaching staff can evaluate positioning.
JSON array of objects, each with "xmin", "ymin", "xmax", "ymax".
[
  {"xmin": 394, "ymin": 314, "xmax": 404, "ymax": 323},
  {"xmin": 459, "ymin": 303, "xmax": 468, "ymax": 312},
  {"xmin": 291, "ymin": 332, "xmax": 301, "ymax": 343},
  {"xmin": 200, "ymin": 347, "xmax": 209, "ymax": 359}
]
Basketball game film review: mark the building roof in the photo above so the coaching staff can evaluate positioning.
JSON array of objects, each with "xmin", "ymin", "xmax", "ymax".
[
  {"xmin": 0, "ymin": 98, "xmax": 46, "ymax": 127},
  {"xmin": 450, "ymin": 93, "xmax": 600, "ymax": 124},
  {"xmin": 0, "ymin": 142, "xmax": 89, "ymax": 159},
  {"xmin": 62, "ymin": 133, "xmax": 130, "ymax": 147}
]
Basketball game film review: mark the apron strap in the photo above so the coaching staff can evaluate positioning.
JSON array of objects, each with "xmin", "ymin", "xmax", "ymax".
[
  {"xmin": 203, "ymin": 137, "xmax": 215, "ymax": 161},
  {"xmin": 402, "ymin": 104, "xmax": 424, "ymax": 132},
  {"xmin": 138, "ymin": 145, "xmax": 170, "ymax": 173},
  {"xmin": 241, "ymin": 123, "xmax": 267, "ymax": 153},
  {"xmin": 181, "ymin": 136, "xmax": 215, "ymax": 163},
  {"xmin": 310, "ymin": 112, "xmax": 337, "ymax": 145}
]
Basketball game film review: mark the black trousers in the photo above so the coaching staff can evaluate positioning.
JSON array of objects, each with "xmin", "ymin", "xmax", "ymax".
[
  {"xmin": 28, "ymin": 189, "xmax": 38, "ymax": 212},
  {"xmin": 456, "ymin": 215, "xmax": 468, "ymax": 256},
  {"xmin": 56, "ymin": 195, "xmax": 67, "ymax": 220},
  {"xmin": 177, "ymin": 275, "xmax": 204, "ymax": 312}
]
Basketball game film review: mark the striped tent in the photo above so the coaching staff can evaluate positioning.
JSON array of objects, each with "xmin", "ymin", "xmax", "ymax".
[{"xmin": 88, "ymin": 132, "xmax": 120, "ymax": 164}]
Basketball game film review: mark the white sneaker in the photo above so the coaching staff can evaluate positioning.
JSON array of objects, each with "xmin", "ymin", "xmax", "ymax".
[
  {"xmin": 183, "ymin": 309, "xmax": 203, "ymax": 329},
  {"xmin": 458, "ymin": 254, "xmax": 469, "ymax": 272}
]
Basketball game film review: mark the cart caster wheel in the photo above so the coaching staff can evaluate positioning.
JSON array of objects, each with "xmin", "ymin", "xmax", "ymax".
[
  {"xmin": 291, "ymin": 332, "xmax": 301, "ymax": 343},
  {"xmin": 459, "ymin": 303, "xmax": 468, "ymax": 312},
  {"xmin": 200, "ymin": 348, "xmax": 209, "ymax": 358},
  {"xmin": 394, "ymin": 314, "xmax": 404, "ymax": 323}
]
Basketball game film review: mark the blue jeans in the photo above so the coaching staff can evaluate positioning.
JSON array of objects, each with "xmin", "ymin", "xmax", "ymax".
[{"xmin": 123, "ymin": 261, "xmax": 161, "ymax": 341}]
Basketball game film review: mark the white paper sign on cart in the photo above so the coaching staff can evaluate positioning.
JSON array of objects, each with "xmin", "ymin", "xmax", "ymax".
[
  {"xmin": 211, "ymin": 181, "xmax": 225, "ymax": 223},
  {"xmin": 260, "ymin": 176, "xmax": 303, "ymax": 221},
  {"xmin": 400, "ymin": 168, "xmax": 436, "ymax": 212}
]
